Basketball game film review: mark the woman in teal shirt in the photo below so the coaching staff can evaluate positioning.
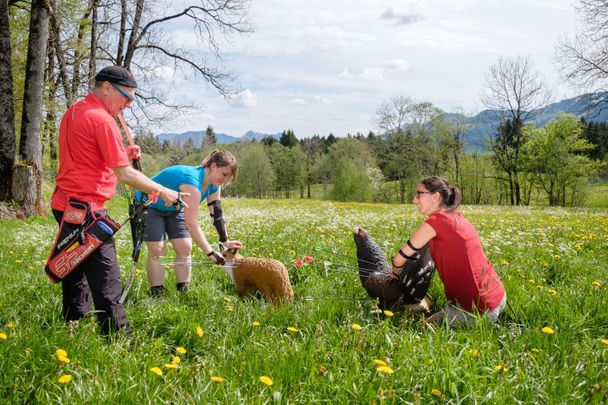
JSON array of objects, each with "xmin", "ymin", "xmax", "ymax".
[{"xmin": 143, "ymin": 150, "xmax": 243, "ymax": 296}]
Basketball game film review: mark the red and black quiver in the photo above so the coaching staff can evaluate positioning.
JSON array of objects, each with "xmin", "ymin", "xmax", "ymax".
[{"xmin": 45, "ymin": 199, "xmax": 121, "ymax": 283}]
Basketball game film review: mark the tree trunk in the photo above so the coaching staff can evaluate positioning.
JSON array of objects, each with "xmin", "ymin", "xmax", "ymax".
[
  {"xmin": 17, "ymin": 0, "xmax": 51, "ymax": 216},
  {"xmin": 12, "ymin": 161, "xmax": 44, "ymax": 217},
  {"xmin": 0, "ymin": 0, "xmax": 16, "ymax": 201}
]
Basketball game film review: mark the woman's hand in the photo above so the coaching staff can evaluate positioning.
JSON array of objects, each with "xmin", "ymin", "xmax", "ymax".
[
  {"xmin": 222, "ymin": 240, "xmax": 243, "ymax": 250},
  {"xmin": 387, "ymin": 263, "xmax": 404, "ymax": 282},
  {"xmin": 207, "ymin": 251, "xmax": 225, "ymax": 265}
]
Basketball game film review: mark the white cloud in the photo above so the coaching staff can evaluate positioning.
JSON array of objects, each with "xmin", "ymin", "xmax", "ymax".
[
  {"xmin": 337, "ymin": 68, "xmax": 354, "ymax": 79},
  {"xmin": 289, "ymin": 98, "xmax": 307, "ymax": 104},
  {"xmin": 315, "ymin": 96, "xmax": 331, "ymax": 104},
  {"xmin": 226, "ymin": 89, "xmax": 258, "ymax": 108},
  {"xmin": 383, "ymin": 59, "xmax": 410, "ymax": 71},
  {"xmin": 360, "ymin": 68, "xmax": 384, "ymax": 81}
]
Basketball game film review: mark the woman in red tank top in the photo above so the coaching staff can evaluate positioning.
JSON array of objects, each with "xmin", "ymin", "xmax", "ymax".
[{"xmin": 388, "ymin": 177, "xmax": 506, "ymax": 326}]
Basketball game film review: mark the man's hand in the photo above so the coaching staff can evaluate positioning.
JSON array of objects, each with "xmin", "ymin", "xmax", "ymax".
[
  {"xmin": 158, "ymin": 189, "xmax": 190, "ymax": 208},
  {"xmin": 207, "ymin": 251, "xmax": 225, "ymax": 265},
  {"xmin": 126, "ymin": 145, "xmax": 141, "ymax": 160}
]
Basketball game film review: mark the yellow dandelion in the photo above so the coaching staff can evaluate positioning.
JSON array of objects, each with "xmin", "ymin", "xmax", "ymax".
[
  {"xmin": 163, "ymin": 264, "xmax": 172, "ymax": 270},
  {"xmin": 55, "ymin": 349, "xmax": 68, "ymax": 358},
  {"xmin": 164, "ymin": 363, "xmax": 178, "ymax": 369},
  {"xmin": 547, "ymin": 288, "xmax": 557, "ymax": 295},
  {"xmin": 601, "ymin": 339, "xmax": 608, "ymax": 345},
  {"xmin": 171, "ymin": 356, "xmax": 181, "ymax": 365},
  {"xmin": 468, "ymin": 349, "xmax": 480, "ymax": 357},
  {"xmin": 427, "ymin": 359, "xmax": 433, "ymax": 365},
  {"xmin": 58, "ymin": 355, "xmax": 70, "ymax": 364},
  {"xmin": 0, "ymin": 332, "xmax": 7, "ymax": 341},
  {"xmin": 195, "ymin": 326, "xmax": 204, "ymax": 337},
  {"xmin": 176, "ymin": 346, "xmax": 187, "ymax": 355},
  {"xmin": 223, "ymin": 296, "xmax": 232, "ymax": 302},
  {"xmin": 211, "ymin": 376, "xmax": 225, "ymax": 383},
  {"xmin": 150, "ymin": 367, "xmax": 163, "ymax": 376},
  {"xmin": 317, "ymin": 364, "xmax": 328, "ymax": 375},
  {"xmin": 431, "ymin": 388, "xmax": 441, "ymax": 397},
  {"xmin": 252, "ymin": 321, "xmax": 261, "ymax": 327},
  {"xmin": 15, "ymin": 259, "xmax": 22, "ymax": 263},
  {"xmin": 528, "ymin": 279, "xmax": 535, "ymax": 284},
  {"xmin": 383, "ymin": 310, "xmax": 394, "ymax": 318},
  {"xmin": 376, "ymin": 365, "xmax": 394, "ymax": 374},
  {"xmin": 373, "ymin": 359, "xmax": 387, "ymax": 367},
  {"xmin": 6, "ymin": 321, "xmax": 16, "ymax": 329},
  {"xmin": 58, "ymin": 374, "xmax": 73, "ymax": 384},
  {"xmin": 592, "ymin": 280, "xmax": 601, "ymax": 287},
  {"xmin": 227, "ymin": 305, "xmax": 234, "ymax": 312},
  {"xmin": 287, "ymin": 327, "xmax": 299, "ymax": 333},
  {"xmin": 531, "ymin": 348, "xmax": 540, "ymax": 353},
  {"xmin": 351, "ymin": 323, "xmax": 362, "ymax": 331},
  {"xmin": 541, "ymin": 326, "xmax": 555, "ymax": 335},
  {"xmin": 495, "ymin": 364, "xmax": 509, "ymax": 373},
  {"xmin": 259, "ymin": 375, "xmax": 273, "ymax": 386}
]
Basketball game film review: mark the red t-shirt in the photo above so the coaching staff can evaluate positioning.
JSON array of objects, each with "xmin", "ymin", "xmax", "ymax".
[
  {"xmin": 51, "ymin": 93, "xmax": 129, "ymax": 211},
  {"xmin": 426, "ymin": 211, "xmax": 505, "ymax": 312}
]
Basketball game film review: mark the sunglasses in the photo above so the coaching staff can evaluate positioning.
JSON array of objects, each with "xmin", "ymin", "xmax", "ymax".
[
  {"xmin": 414, "ymin": 190, "xmax": 434, "ymax": 198},
  {"xmin": 110, "ymin": 82, "xmax": 135, "ymax": 103}
]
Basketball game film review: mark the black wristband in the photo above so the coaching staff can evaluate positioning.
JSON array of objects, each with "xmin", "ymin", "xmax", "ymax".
[
  {"xmin": 406, "ymin": 240, "xmax": 420, "ymax": 251},
  {"xmin": 207, "ymin": 251, "xmax": 215, "ymax": 257},
  {"xmin": 398, "ymin": 248, "xmax": 419, "ymax": 261}
]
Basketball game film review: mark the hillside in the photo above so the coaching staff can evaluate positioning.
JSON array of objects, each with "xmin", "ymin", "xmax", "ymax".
[{"xmin": 157, "ymin": 93, "xmax": 608, "ymax": 151}]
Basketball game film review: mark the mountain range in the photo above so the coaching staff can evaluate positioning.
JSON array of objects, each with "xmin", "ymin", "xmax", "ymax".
[{"xmin": 156, "ymin": 93, "xmax": 608, "ymax": 152}]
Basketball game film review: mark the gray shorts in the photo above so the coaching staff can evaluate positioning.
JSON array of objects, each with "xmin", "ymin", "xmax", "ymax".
[
  {"xmin": 143, "ymin": 207, "xmax": 190, "ymax": 242},
  {"xmin": 435, "ymin": 294, "xmax": 507, "ymax": 327}
]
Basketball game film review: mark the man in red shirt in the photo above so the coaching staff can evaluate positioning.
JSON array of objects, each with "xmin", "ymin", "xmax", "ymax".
[{"xmin": 50, "ymin": 66, "xmax": 180, "ymax": 337}]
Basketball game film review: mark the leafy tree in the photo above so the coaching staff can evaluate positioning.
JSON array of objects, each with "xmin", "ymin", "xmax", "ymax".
[
  {"xmin": 266, "ymin": 143, "xmax": 304, "ymax": 198},
  {"xmin": 326, "ymin": 138, "xmax": 375, "ymax": 202},
  {"xmin": 232, "ymin": 142, "xmax": 274, "ymax": 198},
  {"xmin": 300, "ymin": 135, "xmax": 325, "ymax": 198},
  {"xmin": 523, "ymin": 114, "xmax": 601, "ymax": 206},
  {"xmin": 482, "ymin": 56, "xmax": 551, "ymax": 205},
  {"xmin": 260, "ymin": 135, "xmax": 276, "ymax": 146}
]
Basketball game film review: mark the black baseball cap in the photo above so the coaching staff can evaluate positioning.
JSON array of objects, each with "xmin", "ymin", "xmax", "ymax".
[{"xmin": 94, "ymin": 66, "xmax": 137, "ymax": 88}]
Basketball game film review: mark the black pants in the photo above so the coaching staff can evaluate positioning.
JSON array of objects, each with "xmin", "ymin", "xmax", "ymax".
[{"xmin": 53, "ymin": 209, "xmax": 131, "ymax": 336}]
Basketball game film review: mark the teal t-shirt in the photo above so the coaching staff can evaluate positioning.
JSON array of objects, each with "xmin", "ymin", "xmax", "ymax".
[{"xmin": 137, "ymin": 165, "xmax": 219, "ymax": 212}]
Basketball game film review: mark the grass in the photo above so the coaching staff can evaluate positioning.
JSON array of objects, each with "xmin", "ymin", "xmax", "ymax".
[{"xmin": 0, "ymin": 198, "xmax": 607, "ymax": 403}]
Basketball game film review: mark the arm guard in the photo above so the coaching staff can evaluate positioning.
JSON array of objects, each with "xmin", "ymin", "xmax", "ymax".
[{"xmin": 208, "ymin": 200, "xmax": 228, "ymax": 242}]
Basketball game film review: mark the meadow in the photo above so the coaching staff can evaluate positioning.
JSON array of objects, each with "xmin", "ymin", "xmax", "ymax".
[{"xmin": 0, "ymin": 198, "xmax": 606, "ymax": 403}]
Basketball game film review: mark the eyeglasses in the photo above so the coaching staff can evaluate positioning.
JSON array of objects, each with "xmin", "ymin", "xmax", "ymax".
[
  {"xmin": 414, "ymin": 190, "xmax": 434, "ymax": 198},
  {"xmin": 110, "ymin": 82, "xmax": 135, "ymax": 103}
]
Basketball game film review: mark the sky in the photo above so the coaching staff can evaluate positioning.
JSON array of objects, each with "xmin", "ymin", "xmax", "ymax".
[{"xmin": 147, "ymin": 0, "xmax": 581, "ymax": 138}]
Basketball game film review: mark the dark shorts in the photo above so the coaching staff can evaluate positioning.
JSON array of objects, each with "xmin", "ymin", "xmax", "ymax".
[{"xmin": 143, "ymin": 207, "xmax": 190, "ymax": 242}]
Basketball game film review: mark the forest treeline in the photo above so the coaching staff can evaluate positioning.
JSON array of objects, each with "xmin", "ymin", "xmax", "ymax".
[{"xmin": 132, "ymin": 112, "xmax": 607, "ymax": 207}]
